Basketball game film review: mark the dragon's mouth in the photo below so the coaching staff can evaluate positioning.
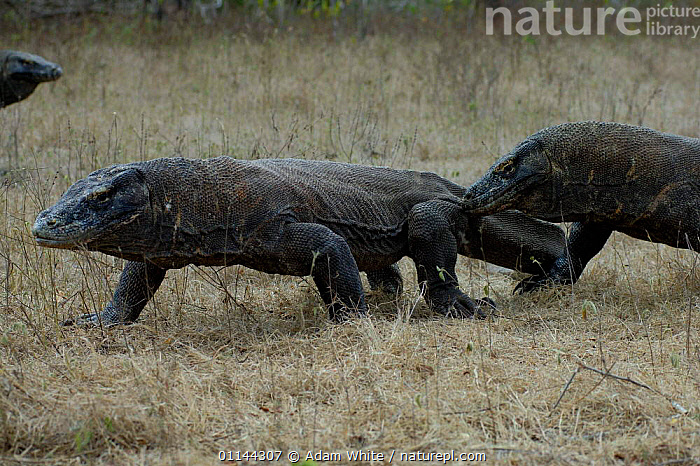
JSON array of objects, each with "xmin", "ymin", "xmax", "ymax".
[
  {"xmin": 33, "ymin": 233, "xmax": 88, "ymax": 250},
  {"xmin": 462, "ymin": 184, "xmax": 519, "ymax": 214},
  {"xmin": 462, "ymin": 173, "xmax": 544, "ymax": 215},
  {"xmin": 32, "ymin": 218, "xmax": 106, "ymax": 250}
]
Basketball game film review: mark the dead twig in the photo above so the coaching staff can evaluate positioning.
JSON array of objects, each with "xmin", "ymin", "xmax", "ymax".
[
  {"xmin": 577, "ymin": 361, "xmax": 654, "ymax": 392},
  {"xmin": 550, "ymin": 365, "xmax": 580, "ymax": 413},
  {"xmin": 551, "ymin": 360, "xmax": 689, "ymax": 416}
]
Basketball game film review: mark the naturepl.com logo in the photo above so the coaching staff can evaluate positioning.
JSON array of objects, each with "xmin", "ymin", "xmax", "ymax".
[{"xmin": 486, "ymin": 2, "xmax": 700, "ymax": 38}]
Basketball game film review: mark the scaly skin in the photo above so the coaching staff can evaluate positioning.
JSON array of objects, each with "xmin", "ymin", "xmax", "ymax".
[
  {"xmin": 33, "ymin": 157, "xmax": 568, "ymax": 325},
  {"xmin": 0, "ymin": 50, "xmax": 62, "ymax": 108},
  {"xmin": 462, "ymin": 121, "xmax": 700, "ymax": 290}
]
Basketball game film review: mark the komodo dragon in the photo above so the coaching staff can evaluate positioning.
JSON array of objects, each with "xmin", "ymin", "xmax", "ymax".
[
  {"xmin": 461, "ymin": 121, "xmax": 700, "ymax": 290},
  {"xmin": 33, "ymin": 156, "xmax": 568, "ymax": 325},
  {"xmin": 0, "ymin": 50, "xmax": 62, "ymax": 108}
]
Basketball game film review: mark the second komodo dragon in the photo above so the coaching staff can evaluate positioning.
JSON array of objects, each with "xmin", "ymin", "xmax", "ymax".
[
  {"xmin": 461, "ymin": 121, "xmax": 700, "ymax": 290},
  {"xmin": 0, "ymin": 50, "xmax": 62, "ymax": 108},
  {"xmin": 33, "ymin": 156, "xmax": 568, "ymax": 325}
]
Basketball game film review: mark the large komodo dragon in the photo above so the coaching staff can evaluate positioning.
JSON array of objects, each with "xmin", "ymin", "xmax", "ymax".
[
  {"xmin": 461, "ymin": 121, "xmax": 700, "ymax": 290},
  {"xmin": 0, "ymin": 50, "xmax": 62, "ymax": 108},
  {"xmin": 33, "ymin": 156, "xmax": 568, "ymax": 325}
]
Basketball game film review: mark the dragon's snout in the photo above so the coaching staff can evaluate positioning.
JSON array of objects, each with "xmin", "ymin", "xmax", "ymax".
[
  {"xmin": 31, "ymin": 212, "xmax": 51, "ymax": 238},
  {"xmin": 49, "ymin": 65, "xmax": 63, "ymax": 81},
  {"xmin": 33, "ymin": 63, "xmax": 63, "ymax": 83},
  {"xmin": 32, "ymin": 207, "xmax": 64, "ymax": 237},
  {"xmin": 31, "ymin": 211, "xmax": 80, "ymax": 249}
]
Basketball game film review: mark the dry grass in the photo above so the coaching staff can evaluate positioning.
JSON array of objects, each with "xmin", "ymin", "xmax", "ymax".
[{"xmin": 0, "ymin": 14, "xmax": 699, "ymax": 465}]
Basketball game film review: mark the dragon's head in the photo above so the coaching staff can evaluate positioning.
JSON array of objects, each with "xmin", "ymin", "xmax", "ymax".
[
  {"xmin": 3, "ymin": 50, "xmax": 63, "ymax": 83},
  {"xmin": 461, "ymin": 137, "xmax": 553, "ymax": 215},
  {"xmin": 1, "ymin": 50, "xmax": 62, "ymax": 107},
  {"xmin": 33, "ymin": 165, "xmax": 151, "ymax": 252}
]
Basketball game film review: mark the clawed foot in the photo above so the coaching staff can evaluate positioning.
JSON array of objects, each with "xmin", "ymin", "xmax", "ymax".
[
  {"xmin": 432, "ymin": 289, "xmax": 496, "ymax": 319},
  {"xmin": 328, "ymin": 300, "xmax": 368, "ymax": 323},
  {"xmin": 62, "ymin": 313, "xmax": 99, "ymax": 327},
  {"xmin": 514, "ymin": 275, "xmax": 554, "ymax": 294},
  {"xmin": 475, "ymin": 297, "xmax": 497, "ymax": 317},
  {"xmin": 61, "ymin": 313, "xmax": 125, "ymax": 328},
  {"xmin": 514, "ymin": 274, "xmax": 573, "ymax": 294},
  {"xmin": 516, "ymin": 256, "xmax": 579, "ymax": 294}
]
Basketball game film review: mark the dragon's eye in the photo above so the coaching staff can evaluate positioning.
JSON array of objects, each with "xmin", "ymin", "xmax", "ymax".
[
  {"xmin": 88, "ymin": 187, "xmax": 111, "ymax": 203},
  {"xmin": 20, "ymin": 59, "xmax": 32, "ymax": 66},
  {"xmin": 497, "ymin": 159, "xmax": 516, "ymax": 176}
]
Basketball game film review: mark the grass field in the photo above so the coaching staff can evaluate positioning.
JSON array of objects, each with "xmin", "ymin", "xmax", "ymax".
[{"xmin": 0, "ymin": 12, "xmax": 699, "ymax": 465}]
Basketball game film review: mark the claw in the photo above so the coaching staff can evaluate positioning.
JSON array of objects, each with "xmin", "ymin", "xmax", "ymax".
[
  {"xmin": 514, "ymin": 274, "xmax": 571, "ymax": 294},
  {"xmin": 444, "ymin": 300, "xmax": 474, "ymax": 318},
  {"xmin": 450, "ymin": 292, "xmax": 477, "ymax": 318},
  {"xmin": 439, "ymin": 291, "xmax": 497, "ymax": 319},
  {"xmin": 516, "ymin": 255, "xmax": 579, "ymax": 294},
  {"xmin": 514, "ymin": 276, "xmax": 546, "ymax": 294},
  {"xmin": 61, "ymin": 313, "xmax": 123, "ymax": 327},
  {"xmin": 474, "ymin": 297, "xmax": 496, "ymax": 318},
  {"xmin": 61, "ymin": 313, "xmax": 99, "ymax": 327},
  {"xmin": 328, "ymin": 301, "xmax": 368, "ymax": 323}
]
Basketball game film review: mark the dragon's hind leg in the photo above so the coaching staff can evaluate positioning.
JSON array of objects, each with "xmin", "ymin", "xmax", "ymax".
[{"xmin": 515, "ymin": 222, "xmax": 613, "ymax": 293}]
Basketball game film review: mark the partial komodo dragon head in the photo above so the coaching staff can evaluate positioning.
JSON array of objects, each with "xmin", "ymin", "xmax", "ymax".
[{"xmin": 0, "ymin": 50, "xmax": 62, "ymax": 108}]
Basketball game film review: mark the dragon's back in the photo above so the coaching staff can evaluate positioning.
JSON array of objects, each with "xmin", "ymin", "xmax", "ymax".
[
  {"xmin": 137, "ymin": 156, "xmax": 465, "ymax": 244},
  {"xmin": 250, "ymin": 158, "xmax": 464, "ymax": 226},
  {"xmin": 535, "ymin": 122, "xmax": 700, "ymax": 245},
  {"xmin": 537, "ymin": 121, "xmax": 700, "ymax": 188}
]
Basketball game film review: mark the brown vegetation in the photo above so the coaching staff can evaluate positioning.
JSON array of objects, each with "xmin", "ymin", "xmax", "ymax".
[{"xmin": 0, "ymin": 14, "xmax": 698, "ymax": 465}]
